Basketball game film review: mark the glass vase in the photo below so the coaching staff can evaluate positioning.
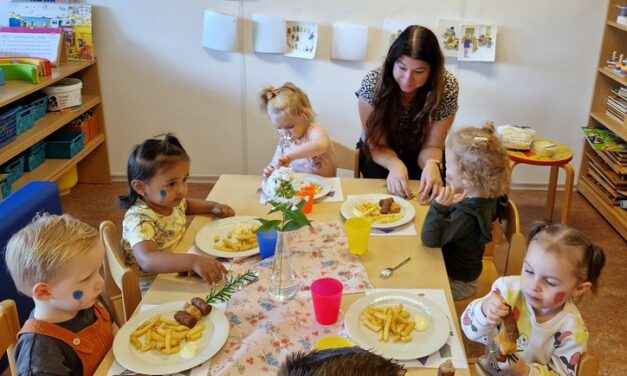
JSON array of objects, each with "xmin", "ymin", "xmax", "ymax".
[{"xmin": 268, "ymin": 230, "xmax": 300, "ymax": 302}]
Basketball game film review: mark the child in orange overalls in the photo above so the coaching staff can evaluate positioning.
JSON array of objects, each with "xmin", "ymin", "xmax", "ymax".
[{"xmin": 4, "ymin": 214, "xmax": 115, "ymax": 376}]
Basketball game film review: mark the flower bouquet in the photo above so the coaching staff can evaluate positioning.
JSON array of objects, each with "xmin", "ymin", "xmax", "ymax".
[{"xmin": 258, "ymin": 167, "xmax": 312, "ymax": 301}]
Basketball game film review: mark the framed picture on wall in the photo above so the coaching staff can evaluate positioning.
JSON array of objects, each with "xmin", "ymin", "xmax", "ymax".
[{"xmin": 457, "ymin": 24, "xmax": 497, "ymax": 62}]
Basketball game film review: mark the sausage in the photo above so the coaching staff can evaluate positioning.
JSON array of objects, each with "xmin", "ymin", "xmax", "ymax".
[
  {"xmin": 378, "ymin": 198, "xmax": 394, "ymax": 214},
  {"xmin": 183, "ymin": 302, "xmax": 202, "ymax": 321},
  {"xmin": 191, "ymin": 297, "xmax": 212, "ymax": 316},
  {"xmin": 174, "ymin": 310, "xmax": 198, "ymax": 328},
  {"xmin": 437, "ymin": 359, "xmax": 455, "ymax": 376}
]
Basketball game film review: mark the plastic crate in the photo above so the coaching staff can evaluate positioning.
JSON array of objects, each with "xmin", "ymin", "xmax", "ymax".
[
  {"xmin": 0, "ymin": 107, "xmax": 18, "ymax": 148},
  {"xmin": 24, "ymin": 141, "xmax": 46, "ymax": 172},
  {"xmin": 63, "ymin": 120, "xmax": 91, "ymax": 144},
  {"xmin": 31, "ymin": 95, "xmax": 48, "ymax": 120},
  {"xmin": 0, "ymin": 173, "xmax": 9, "ymax": 199},
  {"xmin": 0, "ymin": 155, "xmax": 25, "ymax": 184},
  {"xmin": 46, "ymin": 131, "xmax": 84, "ymax": 159},
  {"xmin": 15, "ymin": 104, "xmax": 34, "ymax": 135}
]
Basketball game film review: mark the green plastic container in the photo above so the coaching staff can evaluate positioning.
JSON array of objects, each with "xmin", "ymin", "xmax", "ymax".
[{"xmin": 24, "ymin": 141, "xmax": 46, "ymax": 171}]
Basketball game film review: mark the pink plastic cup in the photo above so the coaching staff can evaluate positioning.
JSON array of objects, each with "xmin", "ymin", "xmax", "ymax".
[{"xmin": 311, "ymin": 278, "xmax": 343, "ymax": 325}]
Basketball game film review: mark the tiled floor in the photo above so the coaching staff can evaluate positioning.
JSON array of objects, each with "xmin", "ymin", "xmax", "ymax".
[{"xmin": 60, "ymin": 182, "xmax": 627, "ymax": 376}]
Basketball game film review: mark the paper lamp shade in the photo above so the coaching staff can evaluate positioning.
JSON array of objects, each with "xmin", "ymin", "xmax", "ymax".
[
  {"xmin": 331, "ymin": 22, "xmax": 368, "ymax": 61},
  {"xmin": 202, "ymin": 10, "xmax": 238, "ymax": 52}
]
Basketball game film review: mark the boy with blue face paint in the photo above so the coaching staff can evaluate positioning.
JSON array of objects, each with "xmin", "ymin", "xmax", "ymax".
[{"xmin": 4, "ymin": 214, "xmax": 115, "ymax": 376}]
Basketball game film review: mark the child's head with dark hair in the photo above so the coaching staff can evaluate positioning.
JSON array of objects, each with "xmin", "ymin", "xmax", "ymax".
[
  {"xmin": 277, "ymin": 347, "xmax": 406, "ymax": 376},
  {"xmin": 118, "ymin": 133, "xmax": 190, "ymax": 210},
  {"xmin": 522, "ymin": 222, "xmax": 606, "ymax": 314}
]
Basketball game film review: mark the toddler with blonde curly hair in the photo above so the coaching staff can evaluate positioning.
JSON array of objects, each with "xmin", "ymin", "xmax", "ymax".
[{"xmin": 421, "ymin": 124, "xmax": 511, "ymax": 300}]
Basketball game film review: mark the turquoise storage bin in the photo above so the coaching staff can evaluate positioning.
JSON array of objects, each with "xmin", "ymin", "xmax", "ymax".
[
  {"xmin": 32, "ymin": 95, "xmax": 48, "ymax": 120},
  {"xmin": 24, "ymin": 141, "xmax": 46, "ymax": 172},
  {"xmin": 0, "ymin": 155, "xmax": 25, "ymax": 185},
  {"xmin": 46, "ymin": 131, "xmax": 84, "ymax": 159},
  {"xmin": 0, "ymin": 173, "xmax": 9, "ymax": 199},
  {"xmin": 0, "ymin": 107, "xmax": 17, "ymax": 148},
  {"xmin": 15, "ymin": 104, "xmax": 34, "ymax": 135}
]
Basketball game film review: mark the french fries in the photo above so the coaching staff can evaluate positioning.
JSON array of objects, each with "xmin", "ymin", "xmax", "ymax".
[
  {"xmin": 213, "ymin": 223, "xmax": 259, "ymax": 252},
  {"xmin": 129, "ymin": 314, "xmax": 206, "ymax": 355},
  {"xmin": 361, "ymin": 304, "xmax": 420, "ymax": 343},
  {"xmin": 355, "ymin": 201, "xmax": 403, "ymax": 224}
]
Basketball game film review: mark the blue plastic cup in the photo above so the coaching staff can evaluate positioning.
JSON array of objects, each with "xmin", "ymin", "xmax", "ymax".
[{"xmin": 256, "ymin": 228, "xmax": 278, "ymax": 259}]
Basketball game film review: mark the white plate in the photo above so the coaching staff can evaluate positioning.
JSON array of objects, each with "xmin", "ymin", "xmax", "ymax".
[
  {"xmin": 344, "ymin": 292, "xmax": 450, "ymax": 360},
  {"xmin": 112, "ymin": 301, "xmax": 229, "ymax": 375},
  {"xmin": 195, "ymin": 216, "xmax": 261, "ymax": 258},
  {"xmin": 261, "ymin": 173, "xmax": 331, "ymax": 201},
  {"xmin": 340, "ymin": 194, "xmax": 416, "ymax": 229}
]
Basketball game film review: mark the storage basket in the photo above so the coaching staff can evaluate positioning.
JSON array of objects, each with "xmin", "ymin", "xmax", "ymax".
[
  {"xmin": 46, "ymin": 131, "xmax": 84, "ymax": 159},
  {"xmin": 64, "ymin": 119, "xmax": 91, "ymax": 144},
  {"xmin": 0, "ymin": 107, "xmax": 18, "ymax": 148},
  {"xmin": 0, "ymin": 173, "xmax": 9, "ymax": 199},
  {"xmin": 31, "ymin": 94, "xmax": 48, "ymax": 120},
  {"xmin": 24, "ymin": 141, "xmax": 46, "ymax": 171},
  {"xmin": 0, "ymin": 155, "xmax": 25, "ymax": 184},
  {"xmin": 16, "ymin": 104, "xmax": 34, "ymax": 134}
]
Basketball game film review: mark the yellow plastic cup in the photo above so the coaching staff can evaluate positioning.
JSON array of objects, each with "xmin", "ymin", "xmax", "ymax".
[
  {"xmin": 313, "ymin": 336, "xmax": 353, "ymax": 351},
  {"xmin": 345, "ymin": 217, "xmax": 371, "ymax": 256}
]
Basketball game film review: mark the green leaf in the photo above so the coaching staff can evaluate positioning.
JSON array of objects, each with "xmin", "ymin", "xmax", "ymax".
[{"xmin": 256, "ymin": 219, "xmax": 281, "ymax": 233}]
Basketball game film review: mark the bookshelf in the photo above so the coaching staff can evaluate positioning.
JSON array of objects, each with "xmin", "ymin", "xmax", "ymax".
[
  {"xmin": 0, "ymin": 61, "xmax": 111, "ymax": 196},
  {"xmin": 579, "ymin": 0, "xmax": 627, "ymax": 239}
]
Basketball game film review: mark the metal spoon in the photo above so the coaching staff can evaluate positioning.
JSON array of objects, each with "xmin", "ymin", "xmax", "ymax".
[{"xmin": 379, "ymin": 257, "xmax": 411, "ymax": 279}]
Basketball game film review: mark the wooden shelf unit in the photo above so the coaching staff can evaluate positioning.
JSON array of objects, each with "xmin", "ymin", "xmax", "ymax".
[
  {"xmin": 579, "ymin": 0, "xmax": 627, "ymax": 239},
  {"xmin": 0, "ymin": 61, "xmax": 110, "ymax": 196}
]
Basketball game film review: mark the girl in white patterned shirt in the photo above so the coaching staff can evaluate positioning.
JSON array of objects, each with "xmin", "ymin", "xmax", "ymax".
[
  {"xmin": 461, "ymin": 223, "xmax": 606, "ymax": 376},
  {"xmin": 119, "ymin": 134, "xmax": 234, "ymax": 287}
]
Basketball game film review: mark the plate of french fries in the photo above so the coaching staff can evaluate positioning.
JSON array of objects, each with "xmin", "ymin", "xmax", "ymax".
[
  {"xmin": 112, "ymin": 301, "xmax": 229, "ymax": 375},
  {"xmin": 195, "ymin": 216, "xmax": 261, "ymax": 258},
  {"xmin": 340, "ymin": 194, "xmax": 416, "ymax": 229},
  {"xmin": 344, "ymin": 291, "xmax": 450, "ymax": 360}
]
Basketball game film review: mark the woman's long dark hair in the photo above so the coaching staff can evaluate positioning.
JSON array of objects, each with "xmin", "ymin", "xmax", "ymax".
[
  {"xmin": 365, "ymin": 25, "xmax": 445, "ymax": 156},
  {"xmin": 118, "ymin": 134, "xmax": 190, "ymax": 209}
]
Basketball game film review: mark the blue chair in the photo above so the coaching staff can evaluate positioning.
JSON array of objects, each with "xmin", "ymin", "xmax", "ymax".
[{"xmin": 0, "ymin": 181, "xmax": 62, "ymax": 371}]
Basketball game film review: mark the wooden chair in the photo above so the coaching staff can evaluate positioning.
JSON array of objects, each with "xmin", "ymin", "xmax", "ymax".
[
  {"xmin": 577, "ymin": 352, "xmax": 599, "ymax": 376},
  {"xmin": 100, "ymin": 221, "xmax": 141, "ymax": 327},
  {"xmin": 0, "ymin": 300, "xmax": 20, "ymax": 376},
  {"xmin": 455, "ymin": 199, "xmax": 526, "ymax": 322},
  {"xmin": 332, "ymin": 140, "xmax": 360, "ymax": 178}
]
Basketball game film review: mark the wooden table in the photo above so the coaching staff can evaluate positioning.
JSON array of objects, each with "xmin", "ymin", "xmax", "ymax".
[{"xmin": 96, "ymin": 175, "xmax": 470, "ymax": 375}]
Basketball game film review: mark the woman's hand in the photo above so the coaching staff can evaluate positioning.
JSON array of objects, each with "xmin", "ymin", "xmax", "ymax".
[
  {"xmin": 418, "ymin": 160, "xmax": 443, "ymax": 204},
  {"xmin": 435, "ymin": 184, "xmax": 466, "ymax": 207},
  {"xmin": 386, "ymin": 160, "xmax": 412, "ymax": 198},
  {"xmin": 480, "ymin": 289, "xmax": 510, "ymax": 326},
  {"xmin": 192, "ymin": 255, "xmax": 228, "ymax": 284}
]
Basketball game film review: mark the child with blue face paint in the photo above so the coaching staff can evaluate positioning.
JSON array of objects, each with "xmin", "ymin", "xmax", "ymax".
[
  {"xmin": 5, "ymin": 214, "xmax": 115, "ymax": 376},
  {"xmin": 119, "ymin": 134, "xmax": 234, "ymax": 289}
]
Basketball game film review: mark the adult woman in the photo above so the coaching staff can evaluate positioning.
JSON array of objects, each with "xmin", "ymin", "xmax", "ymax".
[{"xmin": 356, "ymin": 25, "xmax": 459, "ymax": 201}]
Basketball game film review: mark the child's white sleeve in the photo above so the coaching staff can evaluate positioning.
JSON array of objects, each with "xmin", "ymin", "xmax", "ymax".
[
  {"xmin": 123, "ymin": 213, "xmax": 156, "ymax": 248},
  {"xmin": 527, "ymin": 325, "xmax": 588, "ymax": 376}
]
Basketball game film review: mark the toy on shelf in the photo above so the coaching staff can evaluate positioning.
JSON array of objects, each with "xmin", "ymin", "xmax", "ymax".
[
  {"xmin": 0, "ymin": 57, "xmax": 51, "ymax": 76},
  {"xmin": 0, "ymin": 63, "xmax": 38, "ymax": 83},
  {"xmin": 608, "ymin": 51, "xmax": 619, "ymax": 67}
]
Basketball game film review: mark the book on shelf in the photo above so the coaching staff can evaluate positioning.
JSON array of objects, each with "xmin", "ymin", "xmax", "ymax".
[{"xmin": 582, "ymin": 127, "xmax": 627, "ymax": 152}]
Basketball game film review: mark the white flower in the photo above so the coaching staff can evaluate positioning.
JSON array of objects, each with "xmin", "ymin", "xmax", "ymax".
[{"xmin": 263, "ymin": 167, "xmax": 304, "ymax": 201}]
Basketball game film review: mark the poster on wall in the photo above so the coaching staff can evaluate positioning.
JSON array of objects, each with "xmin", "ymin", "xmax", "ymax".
[
  {"xmin": 437, "ymin": 19, "xmax": 462, "ymax": 58},
  {"xmin": 285, "ymin": 21, "xmax": 317, "ymax": 59},
  {"xmin": 253, "ymin": 15, "xmax": 286, "ymax": 53},
  {"xmin": 331, "ymin": 22, "xmax": 368, "ymax": 61},
  {"xmin": 457, "ymin": 24, "xmax": 497, "ymax": 62},
  {"xmin": 381, "ymin": 19, "xmax": 410, "ymax": 56},
  {"xmin": 8, "ymin": 2, "xmax": 93, "ymax": 61}
]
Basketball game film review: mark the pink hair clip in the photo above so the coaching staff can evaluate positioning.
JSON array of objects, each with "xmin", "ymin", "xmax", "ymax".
[{"xmin": 265, "ymin": 88, "xmax": 279, "ymax": 100}]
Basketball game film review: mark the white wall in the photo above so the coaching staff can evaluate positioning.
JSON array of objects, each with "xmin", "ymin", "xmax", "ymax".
[{"xmin": 1, "ymin": 0, "xmax": 607, "ymax": 186}]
